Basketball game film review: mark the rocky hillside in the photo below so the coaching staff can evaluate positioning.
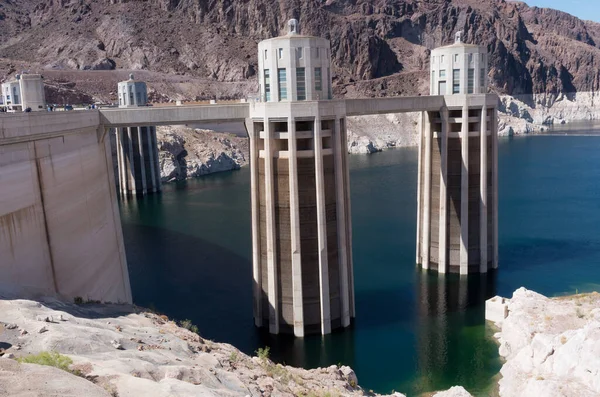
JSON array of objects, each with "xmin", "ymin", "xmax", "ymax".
[
  {"xmin": 1, "ymin": 0, "xmax": 600, "ymax": 103},
  {"xmin": 156, "ymin": 125, "xmax": 249, "ymax": 181}
]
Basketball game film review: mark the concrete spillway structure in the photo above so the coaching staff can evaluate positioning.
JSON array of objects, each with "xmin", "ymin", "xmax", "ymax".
[
  {"xmin": 113, "ymin": 75, "xmax": 161, "ymax": 195},
  {"xmin": 416, "ymin": 32, "xmax": 498, "ymax": 274},
  {"xmin": 247, "ymin": 20, "xmax": 354, "ymax": 336}
]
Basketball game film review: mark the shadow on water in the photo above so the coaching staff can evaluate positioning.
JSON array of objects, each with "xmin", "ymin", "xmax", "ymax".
[
  {"xmin": 122, "ymin": 219, "xmax": 259, "ymax": 351},
  {"xmin": 407, "ymin": 270, "xmax": 502, "ymax": 396}
]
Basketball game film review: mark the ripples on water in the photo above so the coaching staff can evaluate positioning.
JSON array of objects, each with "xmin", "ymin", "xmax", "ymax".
[{"xmin": 120, "ymin": 134, "xmax": 600, "ymax": 396}]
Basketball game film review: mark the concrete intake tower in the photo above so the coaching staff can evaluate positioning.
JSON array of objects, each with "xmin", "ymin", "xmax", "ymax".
[
  {"xmin": 417, "ymin": 31, "xmax": 499, "ymax": 274},
  {"xmin": 247, "ymin": 19, "xmax": 354, "ymax": 336},
  {"xmin": 113, "ymin": 75, "xmax": 162, "ymax": 196}
]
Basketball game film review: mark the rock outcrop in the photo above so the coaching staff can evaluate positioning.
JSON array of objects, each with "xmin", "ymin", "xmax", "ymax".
[
  {"xmin": 487, "ymin": 288, "xmax": 600, "ymax": 397},
  {"xmin": 156, "ymin": 126, "xmax": 249, "ymax": 181},
  {"xmin": 498, "ymin": 92, "xmax": 600, "ymax": 136},
  {"xmin": 0, "ymin": 296, "xmax": 470, "ymax": 397}
]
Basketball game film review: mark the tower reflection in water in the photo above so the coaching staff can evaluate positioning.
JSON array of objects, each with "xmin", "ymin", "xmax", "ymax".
[{"xmin": 413, "ymin": 270, "xmax": 502, "ymax": 395}]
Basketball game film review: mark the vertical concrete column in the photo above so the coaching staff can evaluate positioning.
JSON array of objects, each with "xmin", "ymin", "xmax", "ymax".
[
  {"xmin": 246, "ymin": 119, "xmax": 262, "ymax": 327},
  {"xmin": 480, "ymin": 106, "xmax": 488, "ymax": 273},
  {"xmin": 287, "ymin": 118, "xmax": 304, "ymax": 337},
  {"xmin": 334, "ymin": 117, "xmax": 350, "ymax": 327},
  {"xmin": 438, "ymin": 107, "xmax": 449, "ymax": 274},
  {"xmin": 126, "ymin": 127, "xmax": 136, "ymax": 194},
  {"xmin": 115, "ymin": 129, "xmax": 125, "ymax": 195},
  {"xmin": 313, "ymin": 116, "xmax": 331, "ymax": 335},
  {"xmin": 137, "ymin": 127, "xmax": 147, "ymax": 194},
  {"xmin": 340, "ymin": 118, "xmax": 355, "ymax": 317},
  {"xmin": 263, "ymin": 118, "xmax": 279, "ymax": 334},
  {"xmin": 146, "ymin": 127, "xmax": 158, "ymax": 193},
  {"xmin": 416, "ymin": 111, "xmax": 423, "ymax": 264},
  {"xmin": 492, "ymin": 107, "xmax": 499, "ymax": 268},
  {"xmin": 460, "ymin": 102, "xmax": 469, "ymax": 275},
  {"xmin": 149, "ymin": 129, "xmax": 161, "ymax": 192},
  {"xmin": 421, "ymin": 111, "xmax": 432, "ymax": 269}
]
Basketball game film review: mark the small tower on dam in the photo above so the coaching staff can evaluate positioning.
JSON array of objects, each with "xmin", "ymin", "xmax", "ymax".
[
  {"xmin": 113, "ymin": 74, "xmax": 161, "ymax": 195},
  {"xmin": 416, "ymin": 31, "xmax": 498, "ymax": 274},
  {"xmin": 246, "ymin": 19, "xmax": 354, "ymax": 336},
  {"xmin": 1, "ymin": 73, "xmax": 46, "ymax": 112}
]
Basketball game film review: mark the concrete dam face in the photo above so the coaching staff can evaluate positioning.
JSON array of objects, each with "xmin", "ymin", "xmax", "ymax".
[{"xmin": 0, "ymin": 111, "xmax": 131, "ymax": 303}]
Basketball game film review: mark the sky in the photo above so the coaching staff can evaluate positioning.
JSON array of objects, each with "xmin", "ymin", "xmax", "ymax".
[{"xmin": 520, "ymin": 1, "xmax": 600, "ymax": 23}]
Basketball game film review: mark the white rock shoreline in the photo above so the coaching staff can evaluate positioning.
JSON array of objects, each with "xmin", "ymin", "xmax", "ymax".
[
  {"xmin": 0, "ymin": 295, "xmax": 469, "ymax": 397},
  {"xmin": 2, "ymin": 288, "xmax": 596, "ymax": 396},
  {"xmin": 486, "ymin": 288, "xmax": 600, "ymax": 397}
]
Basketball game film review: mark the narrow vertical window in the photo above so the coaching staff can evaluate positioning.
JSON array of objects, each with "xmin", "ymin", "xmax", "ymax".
[
  {"xmin": 136, "ymin": 92, "xmax": 141, "ymax": 104},
  {"xmin": 296, "ymin": 68, "xmax": 306, "ymax": 100},
  {"xmin": 467, "ymin": 69, "xmax": 474, "ymax": 94},
  {"xmin": 441, "ymin": 55, "xmax": 445, "ymax": 63},
  {"xmin": 315, "ymin": 67, "xmax": 322, "ymax": 91},
  {"xmin": 278, "ymin": 48, "xmax": 283, "ymax": 59},
  {"xmin": 327, "ymin": 67, "xmax": 332, "ymax": 99},
  {"xmin": 316, "ymin": 48, "xmax": 320, "ymax": 58},
  {"xmin": 480, "ymin": 69, "xmax": 486, "ymax": 92},
  {"xmin": 453, "ymin": 69, "xmax": 460, "ymax": 94},
  {"xmin": 278, "ymin": 68, "xmax": 287, "ymax": 100},
  {"xmin": 454, "ymin": 54, "xmax": 459, "ymax": 63},
  {"xmin": 264, "ymin": 49, "xmax": 268, "ymax": 60},
  {"xmin": 264, "ymin": 69, "xmax": 271, "ymax": 101},
  {"xmin": 297, "ymin": 47, "xmax": 303, "ymax": 59},
  {"xmin": 439, "ymin": 70, "xmax": 446, "ymax": 79},
  {"xmin": 468, "ymin": 53, "xmax": 473, "ymax": 63}
]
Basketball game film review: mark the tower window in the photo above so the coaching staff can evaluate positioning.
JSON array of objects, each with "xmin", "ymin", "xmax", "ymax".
[
  {"xmin": 439, "ymin": 69, "xmax": 446, "ymax": 79},
  {"xmin": 467, "ymin": 69, "xmax": 474, "ymax": 94},
  {"xmin": 454, "ymin": 54, "xmax": 459, "ymax": 63},
  {"xmin": 441, "ymin": 55, "xmax": 445, "ymax": 63},
  {"xmin": 297, "ymin": 47, "xmax": 303, "ymax": 59},
  {"xmin": 278, "ymin": 68, "xmax": 287, "ymax": 100},
  {"xmin": 468, "ymin": 53, "xmax": 473, "ymax": 63},
  {"xmin": 278, "ymin": 48, "xmax": 283, "ymax": 59},
  {"xmin": 264, "ymin": 69, "xmax": 271, "ymax": 101},
  {"xmin": 264, "ymin": 49, "xmax": 268, "ymax": 60},
  {"xmin": 480, "ymin": 69, "xmax": 486, "ymax": 91},
  {"xmin": 316, "ymin": 48, "xmax": 320, "ymax": 58},
  {"xmin": 296, "ymin": 68, "xmax": 306, "ymax": 100},
  {"xmin": 327, "ymin": 67, "xmax": 332, "ymax": 99},
  {"xmin": 315, "ymin": 67, "xmax": 322, "ymax": 91},
  {"xmin": 453, "ymin": 69, "xmax": 460, "ymax": 94}
]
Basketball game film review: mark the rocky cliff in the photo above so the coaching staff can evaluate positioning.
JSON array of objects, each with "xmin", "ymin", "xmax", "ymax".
[
  {"xmin": 156, "ymin": 125, "xmax": 248, "ymax": 181},
  {"xmin": 1, "ymin": 0, "xmax": 600, "ymax": 104}
]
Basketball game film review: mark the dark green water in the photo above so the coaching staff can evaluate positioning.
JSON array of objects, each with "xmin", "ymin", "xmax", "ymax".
[{"xmin": 120, "ymin": 135, "xmax": 600, "ymax": 396}]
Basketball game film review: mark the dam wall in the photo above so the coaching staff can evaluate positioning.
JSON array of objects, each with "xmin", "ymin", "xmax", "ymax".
[{"xmin": 0, "ymin": 111, "xmax": 132, "ymax": 303}]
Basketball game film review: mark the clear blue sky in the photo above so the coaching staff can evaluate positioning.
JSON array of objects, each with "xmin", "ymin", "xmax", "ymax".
[{"xmin": 521, "ymin": 1, "xmax": 600, "ymax": 22}]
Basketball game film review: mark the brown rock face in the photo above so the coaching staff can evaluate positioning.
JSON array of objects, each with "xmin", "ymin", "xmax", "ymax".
[{"xmin": 1, "ymin": 0, "xmax": 599, "ymax": 101}]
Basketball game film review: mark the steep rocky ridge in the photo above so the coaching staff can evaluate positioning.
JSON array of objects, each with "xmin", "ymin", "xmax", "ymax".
[{"xmin": 2, "ymin": 0, "xmax": 600, "ymax": 103}]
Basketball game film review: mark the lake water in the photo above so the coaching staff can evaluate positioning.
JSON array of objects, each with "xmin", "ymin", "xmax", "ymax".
[{"xmin": 120, "ymin": 134, "xmax": 600, "ymax": 396}]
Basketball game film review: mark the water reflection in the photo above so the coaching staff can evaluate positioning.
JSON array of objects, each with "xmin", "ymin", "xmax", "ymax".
[{"xmin": 412, "ymin": 270, "xmax": 501, "ymax": 395}]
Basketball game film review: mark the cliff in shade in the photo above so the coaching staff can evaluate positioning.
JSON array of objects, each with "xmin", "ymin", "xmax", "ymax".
[{"xmin": 1, "ymin": 0, "xmax": 600, "ymax": 104}]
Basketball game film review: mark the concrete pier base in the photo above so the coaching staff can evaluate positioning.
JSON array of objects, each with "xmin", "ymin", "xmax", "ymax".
[
  {"xmin": 114, "ymin": 126, "xmax": 161, "ymax": 196},
  {"xmin": 247, "ymin": 101, "xmax": 353, "ymax": 336},
  {"xmin": 417, "ymin": 95, "xmax": 498, "ymax": 274}
]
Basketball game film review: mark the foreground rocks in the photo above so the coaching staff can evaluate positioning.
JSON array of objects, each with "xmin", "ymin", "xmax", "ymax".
[
  {"xmin": 488, "ymin": 288, "xmax": 600, "ymax": 397},
  {"xmin": 0, "ymin": 297, "xmax": 468, "ymax": 397},
  {"xmin": 157, "ymin": 125, "xmax": 249, "ymax": 181}
]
